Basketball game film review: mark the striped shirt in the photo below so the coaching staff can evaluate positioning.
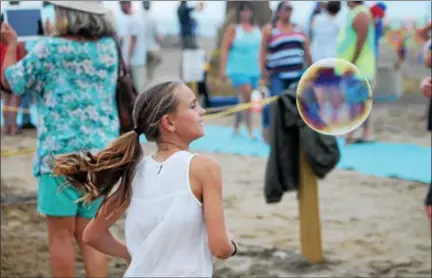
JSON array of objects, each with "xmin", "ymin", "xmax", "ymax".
[{"xmin": 266, "ymin": 28, "xmax": 306, "ymax": 80}]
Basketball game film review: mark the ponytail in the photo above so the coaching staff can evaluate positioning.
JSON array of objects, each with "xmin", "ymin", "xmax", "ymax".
[{"xmin": 53, "ymin": 130, "xmax": 143, "ymax": 217}]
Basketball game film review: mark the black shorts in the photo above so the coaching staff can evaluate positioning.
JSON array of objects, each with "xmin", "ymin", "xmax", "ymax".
[{"xmin": 180, "ymin": 35, "xmax": 198, "ymax": 50}]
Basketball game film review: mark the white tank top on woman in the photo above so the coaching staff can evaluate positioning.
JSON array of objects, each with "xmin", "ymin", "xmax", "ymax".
[
  {"xmin": 124, "ymin": 151, "xmax": 213, "ymax": 277},
  {"xmin": 310, "ymin": 12, "xmax": 340, "ymax": 62}
]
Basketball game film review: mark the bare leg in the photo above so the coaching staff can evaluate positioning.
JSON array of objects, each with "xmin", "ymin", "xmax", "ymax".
[
  {"xmin": 2, "ymin": 93, "xmax": 11, "ymax": 134},
  {"xmin": 262, "ymin": 127, "xmax": 269, "ymax": 144},
  {"xmin": 344, "ymin": 104, "xmax": 357, "ymax": 144},
  {"xmin": 46, "ymin": 216, "xmax": 77, "ymax": 277},
  {"xmin": 233, "ymin": 94, "xmax": 243, "ymax": 136},
  {"xmin": 238, "ymin": 83, "xmax": 255, "ymax": 139},
  {"xmin": 362, "ymin": 117, "xmax": 371, "ymax": 139},
  {"xmin": 75, "ymin": 217, "xmax": 109, "ymax": 277},
  {"xmin": 9, "ymin": 95, "xmax": 20, "ymax": 135},
  {"xmin": 233, "ymin": 112, "xmax": 242, "ymax": 136}
]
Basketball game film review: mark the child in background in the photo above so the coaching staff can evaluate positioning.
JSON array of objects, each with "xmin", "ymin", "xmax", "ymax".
[
  {"xmin": 198, "ymin": 58, "xmax": 211, "ymax": 108},
  {"xmin": 370, "ymin": 2, "xmax": 387, "ymax": 58},
  {"xmin": 1, "ymin": 13, "xmax": 25, "ymax": 135},
  {"xmin": 18, "ymin": 1, "xmax": 56, "ymax": 131}
]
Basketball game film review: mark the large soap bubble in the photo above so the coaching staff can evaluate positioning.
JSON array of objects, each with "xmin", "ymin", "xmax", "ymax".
[{"xmin": 296, "ymin": 58, "xmax": 373, "ymax": 136}]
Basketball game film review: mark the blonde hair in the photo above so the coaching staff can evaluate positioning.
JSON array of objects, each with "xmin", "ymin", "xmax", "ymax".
[
  {"xmin": 53, "ymin": 79, "xmax": 183, "ymax": 217},
  {"xmin": 54, "ymin": 5, "xmax": 114, "ymax": 38}
]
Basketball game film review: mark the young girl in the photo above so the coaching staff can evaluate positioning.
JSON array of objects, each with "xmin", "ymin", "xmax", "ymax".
[{"xmin": 53, "ymin": 79, "xmax": 238, "ymax": 276}]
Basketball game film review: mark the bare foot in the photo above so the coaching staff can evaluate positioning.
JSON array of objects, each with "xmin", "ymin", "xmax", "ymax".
[
  {"xmin": 232, "ymin": 128, "xmax": 241, "ymax": 137},
  {"xmin": 362, "ymin": 129, "xmax": 375, "ymax": 141},
  {"xmin": 417, "ymin": 114, "xmax": 427, "ymax": 121},
  {"xmin": 2, "ymin": 125, "xmax": 10, "ymax": 135},
  {"xmin": 344, "ymin": 132, "xmax": 355, "ymax": 144},
  {"xmin": 9, "ymin": 125, "xmax": 21, "ymax": 136}
]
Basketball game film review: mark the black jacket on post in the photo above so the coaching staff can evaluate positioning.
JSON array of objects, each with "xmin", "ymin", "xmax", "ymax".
[{"xmin": 264, "ymin": 92, "xmax": 341, "ymax": 204}]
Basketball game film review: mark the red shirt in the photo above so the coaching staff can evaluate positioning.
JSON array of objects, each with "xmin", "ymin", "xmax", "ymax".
[
  {"xmin": 0, "ymin": 43, "xmax": 8, "ymax": 71},
  {"xmin": 1, "ymin": 42, "xmax": 26, "ymax": 77}
]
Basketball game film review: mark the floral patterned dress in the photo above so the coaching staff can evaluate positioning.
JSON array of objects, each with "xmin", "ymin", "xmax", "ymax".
[{"xmin": 5, "ymin": 37, "xmax": 120, "ymax": 177}]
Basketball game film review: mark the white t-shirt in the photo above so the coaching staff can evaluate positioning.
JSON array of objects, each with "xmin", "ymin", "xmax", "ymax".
[
  {"xmin": 116, "ymin": 13, "xmax": 133, "ymax": 62},
  {"xmin": 142, "ymin": 10, "xmax": 160, "ymax": 51},
  {"xmin": 310, "ymin": 13, "xmax": 340, "ymax": 62},
  {"xmin": 128, "ymin": 15, "xmax": 149, "ymax": 66}
]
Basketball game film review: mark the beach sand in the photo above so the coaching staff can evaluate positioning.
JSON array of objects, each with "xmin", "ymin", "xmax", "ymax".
[{"xmin": 1, "ymin": 38, "xmax": 431, "ymax": 277}]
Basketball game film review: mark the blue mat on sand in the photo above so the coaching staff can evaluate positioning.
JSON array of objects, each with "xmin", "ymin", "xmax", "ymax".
[
  {"xmin": 186, "ymin": 125, "xmax": 431, "ymax": 184},
  {"xmin": 2, "ymin": 102, "xmax": 430, "ymax": 183}
]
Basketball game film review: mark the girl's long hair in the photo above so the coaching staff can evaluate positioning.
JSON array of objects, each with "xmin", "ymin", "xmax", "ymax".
[{"xmin": 53, "ymin": 79, "xmax": 182, "ymax": 218}]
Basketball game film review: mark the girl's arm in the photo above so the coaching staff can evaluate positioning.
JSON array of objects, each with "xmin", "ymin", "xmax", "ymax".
[
  {"xmin": 83, "ymin": 194, "xmax": 131, "ymax": 264},
  {"xmin": 303, "ymin": 36, "xmax": 313, "ymax": 67},
  {"xmin": 219, "ymin": 24, "xmax": 235, "ymax": 78},
  {"xmin": 259, "ymin": 24, "xmax": 272, "ymax": 80},
  {"xmin": 191, "ymin": 155, "xmax": 236, "ymax": 260}
]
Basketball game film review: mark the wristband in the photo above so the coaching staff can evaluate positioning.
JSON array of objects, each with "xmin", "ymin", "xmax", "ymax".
[{"xmin": 230, "ymin": 240, "xmax": 238, "ymax": 257}]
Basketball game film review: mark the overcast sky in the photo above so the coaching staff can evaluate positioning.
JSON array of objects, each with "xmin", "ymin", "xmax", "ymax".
[{"xmin": 5, "ymin": 1, "xmax": 432, "ymax": 23}]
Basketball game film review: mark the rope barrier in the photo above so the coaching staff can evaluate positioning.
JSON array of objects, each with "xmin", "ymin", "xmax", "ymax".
[
  {"xmin": 1, "ymin": 148, "xmax": 36, "ymax": 158},
  {"xmin": 1, "ymin": 94, "xmax": 281, "ymax": 158},
  {"xmin": 1, "ymin": 106, "xmax": 32, "ymax": 113}
]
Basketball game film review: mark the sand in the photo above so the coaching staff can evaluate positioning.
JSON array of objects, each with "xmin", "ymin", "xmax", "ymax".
[{"xmin": 1, "ymin": 38, "xmax": 432, "ymax": 277}]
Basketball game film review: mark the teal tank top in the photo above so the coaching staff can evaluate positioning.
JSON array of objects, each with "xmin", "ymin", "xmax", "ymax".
[{"xmin": 226, "ymin": 25, "xmax": 262, "ymax": 77}]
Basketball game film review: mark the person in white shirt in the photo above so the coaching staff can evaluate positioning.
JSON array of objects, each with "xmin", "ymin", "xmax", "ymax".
[
  {"xmin": 128, "ymin": 14, "xmax": 150, "ymax": 93},
  {"xmin": 117, "ymin": 1, "xmax": 133, "ymax": 59},
  {"xmin": 142, "ymin": 1, "xmax": 162, "ymax": 82},
  {"xmin": 310, "ymin": 1, "xmax": 341, "ymax": 62},
  {"xmin": 116, "ymin": 1, "xmax": 149, "ymax": 93},
  {"xmin": 53, "ymin": 79, "xmax": 238, "ymax": 277}
]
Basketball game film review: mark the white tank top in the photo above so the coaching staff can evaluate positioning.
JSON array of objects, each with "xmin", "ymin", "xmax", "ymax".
[
  {"xmin": 124, "ymin": 151, "xmax": 213, "ymax": 277},
  {"xmin": 310, "ymin": 13, "xmax": 340, "ymax": 62}
]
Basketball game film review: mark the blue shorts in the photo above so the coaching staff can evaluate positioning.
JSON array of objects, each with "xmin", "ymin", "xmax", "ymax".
[
  {"xmin": 229, "ymin": 74, "xmax": 260, "ymax": 89},
  {"xmin": 37, "ymin": 175, "xmax": 103, "ymax": 219}
]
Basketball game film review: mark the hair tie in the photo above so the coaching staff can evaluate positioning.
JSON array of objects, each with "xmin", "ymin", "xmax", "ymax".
[{"xmin": 133, "ymin": 128, "xmax": 141, "ymax": 136}]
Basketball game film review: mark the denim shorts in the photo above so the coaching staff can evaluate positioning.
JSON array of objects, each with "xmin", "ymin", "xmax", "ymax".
[{"xmin": 262, "ymin": 75, "xmax": 299, "ymax": 128}]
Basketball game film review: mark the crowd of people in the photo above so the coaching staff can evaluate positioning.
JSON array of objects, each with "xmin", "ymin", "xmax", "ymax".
[
  {"xmin": 0, "ymin": 1, "xmax": 431, "ymax": 277},
  {"xmin": 219, "ymin": 1, "xmax": 401, "ymax": 144}
]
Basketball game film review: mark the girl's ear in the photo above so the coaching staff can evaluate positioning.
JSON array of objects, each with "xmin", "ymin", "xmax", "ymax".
[{"xmin": 160, "ymin": 114, "xmax": 176, "ymax": 133}]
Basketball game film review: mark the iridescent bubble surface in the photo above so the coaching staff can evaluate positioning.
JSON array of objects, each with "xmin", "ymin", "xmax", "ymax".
[{"xmin": 296, "ymin": 58, "xmax": 373, "ymax": 136}]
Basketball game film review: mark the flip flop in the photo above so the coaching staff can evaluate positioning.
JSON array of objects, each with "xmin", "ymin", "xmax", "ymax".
[
  {"xmin": 352, "ymin": 137, "xmax": 376, "ymax": 144},
  {"xmin": 10, "ymin": 128, "xmax": 23, "ymax": 136}
]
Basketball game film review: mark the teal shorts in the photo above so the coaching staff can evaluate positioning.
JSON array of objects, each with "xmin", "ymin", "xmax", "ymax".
[{"xmin": 37, "ymin": 175, "xmax": 104, "ymax": 219}]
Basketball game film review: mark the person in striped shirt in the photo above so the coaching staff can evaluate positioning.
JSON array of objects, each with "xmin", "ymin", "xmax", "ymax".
[{"xmin": 259, "ymin": 0, "xmax": 313, "ymax": 142}]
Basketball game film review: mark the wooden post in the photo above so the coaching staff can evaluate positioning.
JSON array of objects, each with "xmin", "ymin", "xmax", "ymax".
[{"xmin": 298, "ymin": 144, "xmax": 324, "ymax": 264}]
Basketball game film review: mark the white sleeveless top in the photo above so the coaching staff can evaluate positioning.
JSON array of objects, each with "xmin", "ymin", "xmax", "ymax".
[
  {"xmin": 124, "ymin": 151, "xmax": 213, "ymax": 277},
  {"xmin": 310, "ymin": 13, "xmax": 340, "ymax": 62}
]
